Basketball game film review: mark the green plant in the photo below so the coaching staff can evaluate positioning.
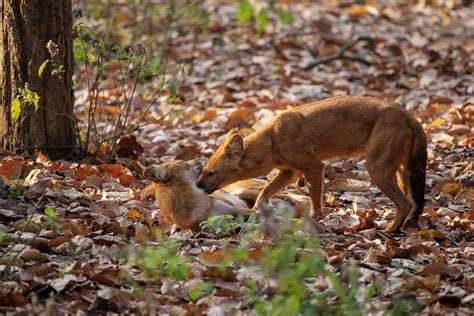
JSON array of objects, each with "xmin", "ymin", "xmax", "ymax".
[
  {"xmin": 129, "ymin": 238, "xmax": 189, "ymax": 281},
  {"xmin": 44, "ymin": 207, "xmax": 59, "ymax": 233},
  {"xmin": 7, "ymin": 180, "xmax": 26, "ymax": 197},
  {"xmin": 11, "ymin": 83, "xmax": 40, "ymax": 122},
  {"xmin": 72, "ymin": 17, "xmax": 180, "ymax": 160},
  {"xmin": 223, "ymin": 224, "xmax": 384, "ymax": 315},
  {"xmin": 386, "ymin": 298, "xmax": 421, "ymax": 315},
  {"xmin": 236, "ymin": 0, "xmax": 294, "ymax": 34},
  {"xmin": 187, "ymin": 281, "xmax": 214, "ymax": 302},
  {"xmin": 199, "ymin": 214, "xmax": 245, "ymax": 236},
  {"xmin": 0, "ymin": 230, "xmax": 11, "ymax": 247}
]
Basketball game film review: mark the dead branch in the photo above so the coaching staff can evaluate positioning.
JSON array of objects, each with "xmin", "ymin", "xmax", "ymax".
[{"xmin": 303, "ymin": 36, "xmax": 377, "ymax": 70}]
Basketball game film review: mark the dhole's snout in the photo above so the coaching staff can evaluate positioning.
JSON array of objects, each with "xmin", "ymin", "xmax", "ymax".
[
  {"xmin": 197, "ymin": 178, "xmax": 216, "ymax": 194},
  {"xmin": 197, "ymin": 180, "xmax": 205, "ymax": 190}
]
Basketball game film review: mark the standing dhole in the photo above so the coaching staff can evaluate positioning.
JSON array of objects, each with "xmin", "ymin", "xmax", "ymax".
[{"xmin": 197, "ymin": 96, "xmax": 427, "ymax": 233}]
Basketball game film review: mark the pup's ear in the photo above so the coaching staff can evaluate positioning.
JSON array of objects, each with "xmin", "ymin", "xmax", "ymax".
[
  {"xmin": 144, "ymin": 166, "xmax": 168, "ymax": 182},
  {"xmin": 188, "ymin": 158, "xmax": 206, "ymax": 171},
  {"xmin": 189, "ymin": 157, "xmax": 207, "ymax": 167},
  {"xmin": 224, "ymin": 131, "xmax": 244, "ymax": 157}
]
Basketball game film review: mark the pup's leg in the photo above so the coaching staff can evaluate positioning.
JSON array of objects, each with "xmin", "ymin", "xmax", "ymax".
[
  {"xmin": 254, "ymin": 169, "xmax": 299, "ymax": 210},
  {"xmin": 232, "ymin": 188, "xmax": 261, "ymax": 205},
  {"xmin": 303, "ymin": 162, "xmax": 325, "ymax": 220},
  {"xmin": 211, "ymin": 199, "xmax": 254, "ymax": 217}
]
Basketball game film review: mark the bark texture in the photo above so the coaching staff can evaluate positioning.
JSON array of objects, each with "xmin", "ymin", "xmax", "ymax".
[{"xmin": 0, "ymin": 0, "xmax": 75, "ymax": 159}]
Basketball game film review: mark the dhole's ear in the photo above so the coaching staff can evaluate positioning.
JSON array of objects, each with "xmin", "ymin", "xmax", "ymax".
[
  {"xmin": 188, "ymin": 158, "xmax": 206, "ymax": 171},
  {"xmin": 224, "ymin": 130, "xmax": 244, "ymax": 156},
  {"xmin": 143, "ymin": 166, "xmax": 169, "ymax": 182}
]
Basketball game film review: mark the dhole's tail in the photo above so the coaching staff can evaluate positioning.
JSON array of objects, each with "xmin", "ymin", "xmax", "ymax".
[{"xmin": 407, "ymin": 121, "xmax": 427, "ymax": 220}]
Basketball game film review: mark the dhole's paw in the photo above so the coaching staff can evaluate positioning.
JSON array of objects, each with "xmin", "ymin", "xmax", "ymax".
[
  {"xmin": 383, "ymin": 220, "xmax": 403, "ymax": 234},
  {"xmin": 252, "ymin": 201, "xmax": 272, "ymax": 211},
  {"xmin": 400, "ymin": 217, "xmax": 420, "ymax": 235}
]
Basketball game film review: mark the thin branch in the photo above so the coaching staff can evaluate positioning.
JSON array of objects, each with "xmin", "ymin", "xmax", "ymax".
[{"xmin": 303, "ymin": 36, "xmax": 376, "ymax": 71}]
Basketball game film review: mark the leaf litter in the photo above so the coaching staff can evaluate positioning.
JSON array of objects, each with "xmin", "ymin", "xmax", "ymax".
[{"xmin": 1, "ymin": 0, "xmax": 473, "ymax": 314}]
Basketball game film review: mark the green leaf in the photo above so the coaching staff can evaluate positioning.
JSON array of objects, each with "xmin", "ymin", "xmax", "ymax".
[
  {"xmin": 170, "ymin": 264, "xmax": 189, "ymax": 281},
  {"xmin": 11, "ymin": 98, "xmax": 21, "ymax": 122},
  {"xmin": 73, "ymin": 49, "xmax": 96, "ymax": 62},
  {"xmin": 275, "ymin": 8, "xmax": 294, "ymax": 25},
  {"xmin": 256, "ymin": 8, "xmax": 269, "ymax": 33},
  {"xmin": 169, "ymin": 81, "xmax": 177, "ymax": 98},
  {"xmin": 237, "ymin": 1, "xmax": 253, "ymax": 26},
  {"xmin": 19, "ymin": 83, "xmax": 40, "ymax": 111},
  {"xmin": 73, "ymin": 37, "xmax": 86, "ymax": 48},
  {"xmin": 38, "ymin": 60, "xmax": 50, "ymax": 78},
  {"xmin": 97, "ymin": 63, "xmax": 110, "ymax": 75},
  {"xmin": 187, "ymin": 281, "xmax": 214, "ymax": 301},
  {"xmin": 44, "ymin": 207, "xmax": 57, "ymax": 219},
  {"xmin": 51, "ymin": 64, "xmax": 64, "ymax": 76},
  {"xmin": 73, "ymin": 49, "xmax": 86, "ymax": 60}
]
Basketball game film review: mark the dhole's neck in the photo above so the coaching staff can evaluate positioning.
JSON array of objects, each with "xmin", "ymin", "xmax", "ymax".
[
  {"xmin": 158, "ymin": 180, "xmax": 211, "ymax": 217},
  {"xmin": 238, "ymin": 130, "xmax": 275, "ymax": 180}
]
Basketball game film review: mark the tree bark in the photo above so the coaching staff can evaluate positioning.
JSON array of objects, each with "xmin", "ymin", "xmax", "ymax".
[{"xmin": 0, "ymin": 0, "xmax": 75, "ymax": 160}]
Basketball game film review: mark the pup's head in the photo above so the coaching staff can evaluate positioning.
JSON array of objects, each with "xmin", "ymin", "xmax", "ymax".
[
  {"xmin": 143, "ymin": 158, "xmax": 206, "ymax": 184},
  {"xmin": 197, "ymin": 129, "xmax": 244, "ymax": 193}
]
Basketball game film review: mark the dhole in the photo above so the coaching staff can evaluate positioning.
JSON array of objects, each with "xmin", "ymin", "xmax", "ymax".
[
  {"xmin": 197, "ymin": 96, "xmax": 427, "ymax": 233},
  {"xmin": 142, "ymin": 159, "xmax": 253, "ymax": 231}
]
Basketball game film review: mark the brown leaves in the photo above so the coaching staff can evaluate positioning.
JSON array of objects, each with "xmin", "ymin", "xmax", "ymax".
[
  {"xmin": 20, "ymin": 249, "xmax": 49, "ymax": 262},
  {"xmin": 115, "ymin": 136, "xmax": 144, "ymax": 160},
  {"xmin": 416, "ymin": 229, "xmax": 446, "ymax": 240},
  {"xmin": 98, "ymin": 164, "xmax": 136, "ymax": 186},
  {"xmin": 0, "ymin": 293, "xmax": 28, "ymax": 307},
  {"xmin": 0, "ymin": 208, "xmax": 23, "ymax": 223},
  {"xmin": 419, "ymin": 262, "xmax": 461, "ymax": 278},
  {"xmin": 93, "ymin": 270, "xmax": 121, "ymax": 286},
  {"xmin": 197, "ymin": 250, "xmax": 230, "ymax": 266},
  {"xmin": 61, "ymin": 221, "xmax": 91, "ymax": 237},
  {"xmin": 0, "ymin": 159, "xmax": 23, "ymax": 181},
  {"xmin": 1, "ymin": 1, "xmax": 473, "ymax": 314},
  {"xmin": 125, "ymin": 208, "xmax": 145, "ymax": 222}
]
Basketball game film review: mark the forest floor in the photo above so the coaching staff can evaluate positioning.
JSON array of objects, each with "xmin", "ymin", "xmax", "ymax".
[{"xmin": 0, "ymin": 1, "xmax": 473, "ymax": 314}]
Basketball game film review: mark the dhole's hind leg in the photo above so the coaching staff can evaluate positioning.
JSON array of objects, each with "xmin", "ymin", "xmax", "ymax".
[
  {"xmin": 304, "ymin": 161, "xmax": 325, "ymax": 220},
  {"xmin": 254, "ymin": 169, "xmax": 299, "ymax": 210},
  {"xmin": 366, "ymin": 158, "xmax": 413, "ymax": 234}
]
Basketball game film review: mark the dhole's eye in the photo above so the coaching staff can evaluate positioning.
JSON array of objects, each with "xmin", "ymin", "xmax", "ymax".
[{"xmin": 208, "ymin": 171, "xmax": 216, "ymax": 176}]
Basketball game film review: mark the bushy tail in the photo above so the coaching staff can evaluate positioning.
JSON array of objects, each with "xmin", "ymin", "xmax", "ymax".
[{"xmin": 407, "ymin": 122, "xmax": 427, "ymax": 220}]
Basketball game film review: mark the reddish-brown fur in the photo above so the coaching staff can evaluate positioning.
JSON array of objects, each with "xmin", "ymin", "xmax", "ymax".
[
  {"xmin": 198, "ymin": 96, "xmax": 427, "ymax": 233},
  {"xmin": 142, "ymin": 159, "xmax": 253, "ymax": 231}
]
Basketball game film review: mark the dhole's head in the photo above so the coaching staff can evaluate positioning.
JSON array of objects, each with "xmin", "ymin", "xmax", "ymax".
[
  {"xmin": 144, "ymin": 158, "xmax": 205, "ymax": 185},
  {"xmin": 198, "ymin": 129, "xmax": 244, "ymax": 193}
]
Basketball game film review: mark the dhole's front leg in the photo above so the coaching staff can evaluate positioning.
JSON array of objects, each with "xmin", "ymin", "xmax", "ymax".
[
  {"xmin": 304, "ymin": 162, "xmax": 325, "ymax": 220},
  {"xmin": 254, "ymin": 169, "xmax": 299, "ymax": 210}
]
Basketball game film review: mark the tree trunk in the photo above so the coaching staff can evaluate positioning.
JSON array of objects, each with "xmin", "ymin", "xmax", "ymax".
[{"xmin": 0, "ymin": 0, "xmax": 75, "ymax": 160}]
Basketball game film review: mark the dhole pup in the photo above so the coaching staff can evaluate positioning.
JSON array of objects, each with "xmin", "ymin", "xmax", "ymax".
[
  {"xmin": 198, "ymin": 96, "xmax": 427, "ymax": 233},
  {"xmin": 143, "ymin": 159, "xmax": 253, "ymax": 231}
]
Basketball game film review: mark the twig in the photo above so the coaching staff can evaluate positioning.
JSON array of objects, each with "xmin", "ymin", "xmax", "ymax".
[{"xmin": 303, "ymin": 36, "xmax": 376, "ymax": 70}]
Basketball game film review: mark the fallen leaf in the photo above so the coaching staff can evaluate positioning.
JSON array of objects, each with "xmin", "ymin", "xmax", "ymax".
[
  {"xmin": 94, "ymin": 270, "xmax": 121, "ymax": 286},
  {"xmin": 115, "ymin": 136, "xmax": 144, "ymax": 160},
  {"xmin": 416, "ymin": 229, "xmax": 446, "ymax": 240},
  {"xmin": 125, "ymin": 208, "xmax": 145, "ymax": 221},
  {"xmin": 344, "ymin": 5, "xmax": 379, "ymax": 16},
  {"xmin": 0, "ymin": 160, "xmax": 23, "ymax": 180},
  {"xmin": 50, "ymin": 274, "xmax": 80, "ymax": 292},
  {"xmin": 20, "ymin": 248, "xmax": 49, "ymax": 262},
  {"xmin": 419, "ymin": 262, "xmax": 460, "ymax": 278}
]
